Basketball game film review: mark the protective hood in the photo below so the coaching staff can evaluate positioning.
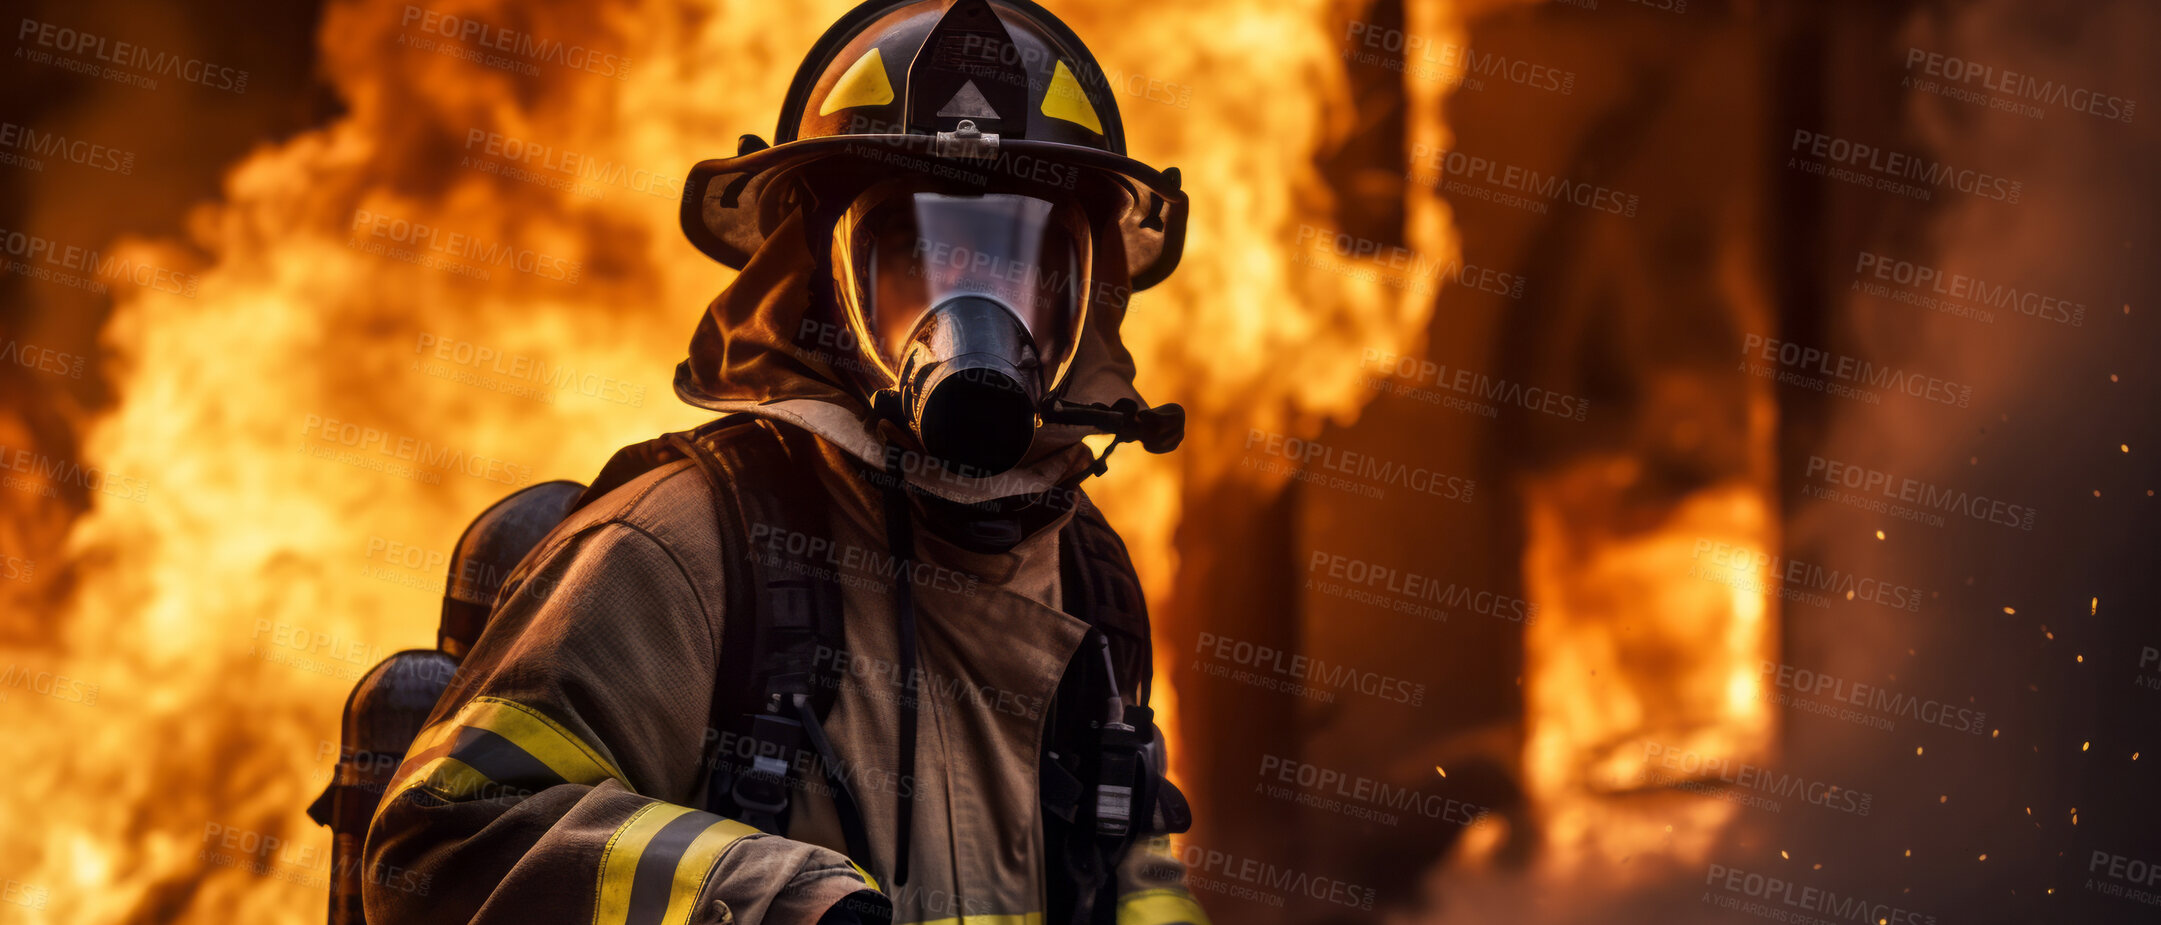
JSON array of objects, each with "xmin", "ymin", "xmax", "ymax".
[{"xmin": 673, "ymin": 208, "xmax": 1150, "ymax": 503}]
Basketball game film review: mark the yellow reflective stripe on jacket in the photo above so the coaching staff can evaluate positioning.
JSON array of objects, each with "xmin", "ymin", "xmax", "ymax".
[
  {"xmin": 595, "ymin": 802, "xmax": 760, "ymax": 925},
  {"xmin": 450, "ymin": 697, "xmax": 625, "ymax": 782},
  {"xmin": 850, "ymin": 860, "xmax": 880, "ymax": 892},
  {"xmin": 905, "ymin": 915, "xmax": 1042, "ymax": 925},
  {"xmin": 385, "ymin": 756, "xmax": 491, "ymax": 802},
  {"xmin": 400, "ymin": 714, "xmax": 463, "ymax": 766},
  {"xmin": 373, "ymin": 755, "xmax": 500, "ymax": 825},
  {"xmin": 375, "ymin": 696, "xmax": 629, "ymax": 821},
  {"xmin": 1117, "ymin": 888, "xmax": 1210, "ymax": 925}
]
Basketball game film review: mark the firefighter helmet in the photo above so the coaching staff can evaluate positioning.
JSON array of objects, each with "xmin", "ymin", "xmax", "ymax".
[{"xmin": 681, "ymin": 0, "xmax": 1188, "ymax": 291}]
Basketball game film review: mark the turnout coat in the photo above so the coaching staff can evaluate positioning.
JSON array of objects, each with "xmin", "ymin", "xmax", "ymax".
[{"xmin": 362, "ymin": 210, "xmax": 1206, "ymax": 925}]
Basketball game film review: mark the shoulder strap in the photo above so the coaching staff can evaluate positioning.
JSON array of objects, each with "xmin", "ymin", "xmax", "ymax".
[
  {"xmin": 569, "ymin": 417, "xmax": 844, "ymax": 719},
  {"xmin": 667, "ymin": 420, "xmax": 840, "ymax": 721},
  {"xmin": 1044, "ymin": 491, "xmax": 1194, "ymax": 920},
  {"xmin": 663, "ymin": 419, "xmax": 872, "ymax": 865},
  {"xmin": 563, "ymin": 419, "xmax": 870, "ymax": 859},
  {"xmin": 1057, "ymin": 492, "xmax": 1151, "ymax": 705}
]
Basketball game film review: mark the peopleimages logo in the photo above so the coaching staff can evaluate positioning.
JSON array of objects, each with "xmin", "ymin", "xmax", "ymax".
[
  {"xmin": 16, "ymin": 18, "xmax": 251, "ymax": 92},
  {"xmin": 1, "ymin": 337, "xmax": 87, "ymax": 380},
  {"xmin": 0, "ymin": 226, "xmax": 201, "ymax": 296},
  {"xmin": 1802, "ymin": 455, "xmax": 2036, "ymax": 532},
  {"xmin": 1257, "ymin": 754, "xmax": 1489, "ymax": 827},
  {"xmin": 1905, "ymin": 47, "xmax": 2136, "ymax": 123},
  {"xmin": 349, "ymin": 209, "xmax": 582, "ymax": 283},
  {"xmin": 746, "ymin": 523, "xmax": 980, "ymax": 598},
  {"xmin": 1702, "ymin": 864, "xmax": 1937, "ymax": 925},
  {"xmin": 1307, "ymin": 551, "xmax": 1538, "ymax": 624},
  {"xmin": 461, "ymin": 129, "xmax": 679, "ymax": 200},
  {"xmin": 299, "ymin": 414, "xmax": 532, "ymax": 488},
  {"xmin": 1789, "ymin": 128, "xmax": 2023, "ymax": 203},
  {"xmin": 1343, "ymin": 22, "xmax": 1578, "ymax": 97},
  {"xmin": 1169, "ymin": 843, "xmax": 1378, "ymax": 912},
  {"xmin": 1243, "ymin": 429, "xmax": 1476, "ymax": 503},
  {"xmin": 1760, "ymin": 660, "xmax": 1986, "ymax": 735},
  {"xmin": 1297, "ymin": 225, "xmax": 1526, "ymax": 299},
  {"xmin": 412, "ymin": 333, "xmax": 646, "ymax": 407},
  {"xmin": 1639, "ymin": 742, "xmax": 1872, "ymax": 816},
  {"xmin": 0, "ymin": 664, "xmax": 99, "ymax": 706},
  {"xmin": 1195, "ymin": 631, "xmax": 1427, "ymax": 706},
  {"xmin": 1361, "ymin": 349, "xmax": 1586, "ymax": 421},
  {"xmin": 397, "ymin": 6, "xmax": 629, "ymax": 79},
  {"xmin": 1409, "ymin": 143, "xmax": 1641, "ymax": 216},
  {"xmin": 0, "ymin": 443, "xmax": 150, "ymax": 503},
  {"xmin": 0, "ymin": 121, "xmax": 136, "ymax": 174},
  {"xmin": 811, "ymin": 644, "xmax": 1044, "ymax": 721},
  {"xmin": 1690, "ymin": 539, "xmax": 1926, "ymax": 612},
  {"xmin": 1854, "ymin": 251, "xmax": 2084, "ymax": 327},
  {"xmin": 1740, "ymin": 334, "xmax": 1972, "ymax": 408},
  {"xmin": 2086, "ymin": 848, "xmax": 2161, "ymax": 906}
]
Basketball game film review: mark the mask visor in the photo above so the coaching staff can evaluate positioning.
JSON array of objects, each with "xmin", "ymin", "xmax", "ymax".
[
  {"xmin": 833, "ymin": 188, "xmax": 1092, "ymax": 395},
  {"xmin": 831, "ymin": 186, "xmax": 1094, "ymax": 475}
]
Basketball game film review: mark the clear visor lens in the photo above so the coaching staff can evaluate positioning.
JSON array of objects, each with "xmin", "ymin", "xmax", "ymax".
[{"xmin": 834, "ymin": 189, "xmax": 1089, "ymax": 387}]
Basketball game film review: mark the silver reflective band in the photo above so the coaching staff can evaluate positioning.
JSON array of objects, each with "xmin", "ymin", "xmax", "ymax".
[{"xmin": 1096, "ymin": 784, "xmax": 1132, "ymax": 822}]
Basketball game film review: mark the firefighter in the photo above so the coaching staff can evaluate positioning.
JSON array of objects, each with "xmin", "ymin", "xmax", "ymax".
[{"xmin": 361, "ymin": 1, "xmax": 1204, "ymax": 924}]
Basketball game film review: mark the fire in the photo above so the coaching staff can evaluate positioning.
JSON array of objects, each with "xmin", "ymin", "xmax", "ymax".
[
  {"xmin": 1086, "ymin": 0, "xmax": 1470, "ymax": 789},
  {"xmin": 1421, "ymin": 235, "xmax": 1782, "ymax": 920},
  {"xmin": 1520, "ymin": 471, "xmax": 1776, "ymax": 868},
  {"xmin": 0, "ymin": 1, "xmax": 1457, "ymax": 922},
  {"xmin": 2, "ymin": 0, "xmax": 1793, "ymax": 917},
  {"xmin": 3, "ymin": 0, "xmax": 777, "ymax": 920}
]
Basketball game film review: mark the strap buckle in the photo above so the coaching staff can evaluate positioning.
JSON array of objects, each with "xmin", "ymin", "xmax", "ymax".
[
  {"xmin": 731, "ymin": 762, "xmax": 791, "ymax": 819},
  {"xmin": 728, "ymin": 711, "xmax": 806, "ymax": 827}
]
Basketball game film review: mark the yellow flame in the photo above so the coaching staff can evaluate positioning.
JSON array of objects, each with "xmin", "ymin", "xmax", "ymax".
[{"xmin": 0, "ymin": 1, "xmax": 1456, "ymax": 921}]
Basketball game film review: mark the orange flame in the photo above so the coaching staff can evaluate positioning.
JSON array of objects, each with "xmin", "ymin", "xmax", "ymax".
[
  {"xmin": 0, "ymin": 1, "xmax": 1458, "ymax": 922},
  {"xmin": 1421, "ymin": 177, "xmax": 1782, "ymax": 921}
]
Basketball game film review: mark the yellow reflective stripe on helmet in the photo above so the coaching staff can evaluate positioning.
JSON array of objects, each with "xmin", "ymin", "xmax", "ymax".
[
  {"xmin": 1040, "ymin": 60, "xmax": 1103, "ymax": 134},
  {"xmin": 1117, "ymin": 888, "xmax": 1209, "ymax": 925},
  {"xmin": 596, "ymin": 803, "xmax": 760, "ymax": 925},
  {"xmin": 819, "ymin": 46, "xmax": 895, "ymax": 116}
]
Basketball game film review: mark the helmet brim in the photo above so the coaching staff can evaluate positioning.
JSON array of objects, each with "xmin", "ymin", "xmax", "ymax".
[{"xmin": 681, "ymin": 134, "xmax": 1189, "ymax": 292}]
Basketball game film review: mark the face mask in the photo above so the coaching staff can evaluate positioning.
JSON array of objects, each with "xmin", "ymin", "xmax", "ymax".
[{"xmin": 830, "ymin": 184, "xmax": 1094, "ymax": 476}]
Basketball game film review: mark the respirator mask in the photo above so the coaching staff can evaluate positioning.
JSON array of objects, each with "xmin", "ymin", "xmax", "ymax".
[{"xmin": 829, "ymin": 180, "xmax": 1100, "ymax": 477}]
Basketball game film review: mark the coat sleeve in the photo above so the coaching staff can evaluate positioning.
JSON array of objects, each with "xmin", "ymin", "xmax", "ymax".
[
  {"xmin": 362, "ymin": 521, "xmax": 888, "ymax": 925},
  {"xmin": 1114, "ymin": 836, "xmax": 1211, "ymax": 925}
]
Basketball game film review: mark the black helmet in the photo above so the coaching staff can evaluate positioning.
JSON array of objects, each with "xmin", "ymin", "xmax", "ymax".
[{"xmin": 680, "ymin": 0, "xmax": 1188, "ymax": 292}]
